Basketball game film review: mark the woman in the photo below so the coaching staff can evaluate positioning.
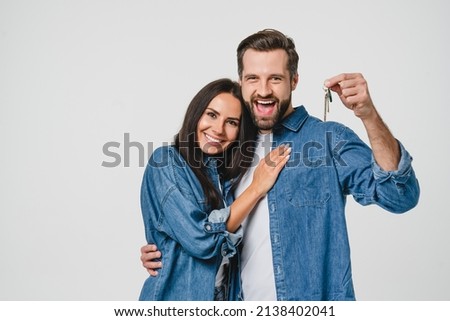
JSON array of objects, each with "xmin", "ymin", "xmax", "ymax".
[{"xmin": 139, "ymin": 78, "xmax": 290, "ymax": 300}]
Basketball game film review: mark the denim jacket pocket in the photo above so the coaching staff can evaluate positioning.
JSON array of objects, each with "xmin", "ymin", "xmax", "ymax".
[{"xmin": 283, "ymin": 165, "xmax": 331, "ymax": 208}]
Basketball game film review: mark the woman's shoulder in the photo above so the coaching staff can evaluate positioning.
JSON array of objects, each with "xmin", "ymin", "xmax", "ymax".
[
  {"xmin": 149, "ymin": 145, "xmax": 184, "ymax": 166},
  {"xmin": 145, "ymin": 145, "xmax": 196, "ymax": 196}
]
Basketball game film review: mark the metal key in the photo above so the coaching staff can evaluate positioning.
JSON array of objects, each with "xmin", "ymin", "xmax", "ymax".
[{"xmin": 323, "ymin": 86, "xmax": 332, "ymax": 121}]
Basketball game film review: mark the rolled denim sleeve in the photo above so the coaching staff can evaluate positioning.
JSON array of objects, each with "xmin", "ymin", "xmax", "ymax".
[
  {"xmin": 204, "ymin": 207, "xmax": 243, "ymax": 258},
  {"xmin": 372, "ymin": 141, "xmax": 413, "ymax": 185},
  {"xmin": 336, "ymin": 126, "xmax": 420, "ymax": 214},
  {"xmin": 368, "ymin": 141, "xmax": 420, "ymax": 213}
]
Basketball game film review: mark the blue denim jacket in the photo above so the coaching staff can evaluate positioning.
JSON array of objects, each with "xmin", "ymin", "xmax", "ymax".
[
  {"xmin": 138, "ymin": 145, "xmax": 242, "ymax": 301},
  {"xmin": 231, "ymin": 106, "xmax": 420, "ymax": 301}
]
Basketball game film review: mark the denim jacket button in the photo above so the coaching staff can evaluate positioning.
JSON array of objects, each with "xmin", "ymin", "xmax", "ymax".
[{"xmin": 205, "ymin": 224, "xmax": 212, "ymax": 231}]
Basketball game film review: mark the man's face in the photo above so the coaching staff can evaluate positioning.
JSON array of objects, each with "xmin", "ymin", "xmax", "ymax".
[{"xmin": 240, "ymin": 49, "xmax": 298, "ymax": 133}]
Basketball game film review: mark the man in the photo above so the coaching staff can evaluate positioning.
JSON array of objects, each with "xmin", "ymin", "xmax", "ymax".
[{"xmin": 140, "ymin": 29, "xmax": 420, "ymax": 300}]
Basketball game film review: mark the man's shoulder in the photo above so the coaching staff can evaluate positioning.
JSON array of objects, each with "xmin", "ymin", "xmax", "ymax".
[{"xmin": 292, "ymin": 106, "xmax": 348, "ymax": 134}]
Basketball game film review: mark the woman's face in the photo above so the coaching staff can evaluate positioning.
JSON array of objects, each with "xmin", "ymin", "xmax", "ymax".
[{"xmin": 196, "ymin": 92, "xmax": 242, "ymax": 155}]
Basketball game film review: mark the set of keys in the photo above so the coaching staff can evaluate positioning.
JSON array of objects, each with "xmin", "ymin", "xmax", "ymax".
[{"xmin": 323, "ymin": 86, "xmax": 332, "ymax": 121}]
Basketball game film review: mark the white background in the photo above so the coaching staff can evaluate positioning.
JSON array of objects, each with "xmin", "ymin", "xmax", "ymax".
[{"xmin": 1, "ymin": 0, "xmax": 449, "ymax": 300}]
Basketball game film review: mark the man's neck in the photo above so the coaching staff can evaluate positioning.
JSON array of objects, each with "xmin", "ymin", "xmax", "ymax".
[
  {"xmin": 258, "ymin": 129, "xmax": 273, "ymax": 135},
  {"xmin": 283, "ymin": 105, "xmax": 295, "ymax": 119}
]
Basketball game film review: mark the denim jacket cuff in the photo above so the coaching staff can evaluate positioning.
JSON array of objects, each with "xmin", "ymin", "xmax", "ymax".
[
  {"xmin": 372, "ymin": 140, "xmax": 413, "ymax": 184},
  {"xmin": 221, "ymin": 225, "xmax": 243, "ymax": 257},
  {"xmin": 204, "ymin": 207, "xmax": 243, "ymax": 257},
  {"xmin": 207, "ymin": 207, "xmax": 230, "ymax": 224}
]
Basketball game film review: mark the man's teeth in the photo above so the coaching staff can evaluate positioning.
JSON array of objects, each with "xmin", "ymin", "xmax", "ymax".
[
  {"xmin": 257, "ymin": 100, "xmax": 275, "ymax": 105},
  {"xmin": 205, "ymin": 134, "xmax": 221, "ymax": 143}
]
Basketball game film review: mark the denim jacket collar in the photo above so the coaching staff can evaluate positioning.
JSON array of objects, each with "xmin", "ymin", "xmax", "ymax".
[{"xmin": 274, "ymin": 105, "xmax": 309, "ymax": 133}]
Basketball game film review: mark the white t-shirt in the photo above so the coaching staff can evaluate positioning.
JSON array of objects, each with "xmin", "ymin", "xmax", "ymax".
[{"xmin": 235, "ymin": 134, "xmax": 277, "ymax": 300}]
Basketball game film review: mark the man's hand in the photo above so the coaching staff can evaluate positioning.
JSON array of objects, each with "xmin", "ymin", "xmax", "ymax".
[
  {"xmin": 324, "ymin": 73, "xmax": 375, "ymax": 120},
  {"xmin": 140, "ymin": 244, "xmax": 162, "ymax": 276},
  {"xmin": 325, "ymin": 72, "xmax": 400, "ymax": 171}
]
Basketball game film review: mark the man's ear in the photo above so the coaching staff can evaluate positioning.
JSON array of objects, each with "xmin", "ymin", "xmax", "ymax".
[{"xmin": 291, "ymin": 73, "xmax": 299, "ymax": 90}]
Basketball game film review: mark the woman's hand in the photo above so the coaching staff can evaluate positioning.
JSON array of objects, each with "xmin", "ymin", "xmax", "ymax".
[{"xmin": 251, "ymin": 144, "xmax": 291, "ymax": 197}]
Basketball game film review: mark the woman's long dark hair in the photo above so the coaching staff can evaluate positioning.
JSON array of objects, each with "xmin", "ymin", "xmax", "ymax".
[{"xmin": 174, "ymin": 78, "xmax": 256, "ymax": 209}]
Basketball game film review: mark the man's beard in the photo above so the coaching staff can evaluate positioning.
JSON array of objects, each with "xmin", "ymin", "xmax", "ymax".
[{"xmin": 245, "ymin": 96, "xmax": 291, "ymax": 131}]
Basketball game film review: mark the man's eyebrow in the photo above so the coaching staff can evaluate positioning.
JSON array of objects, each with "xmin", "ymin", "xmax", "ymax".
[{"xmin": 243, "ymin": 73, "xmax": 285, "ymax": 78}]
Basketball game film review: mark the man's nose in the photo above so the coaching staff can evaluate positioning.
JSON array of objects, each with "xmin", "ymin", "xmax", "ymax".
[{"xmin": 257, "ymin": 81, "xmax": 273, "ymax": 97}]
